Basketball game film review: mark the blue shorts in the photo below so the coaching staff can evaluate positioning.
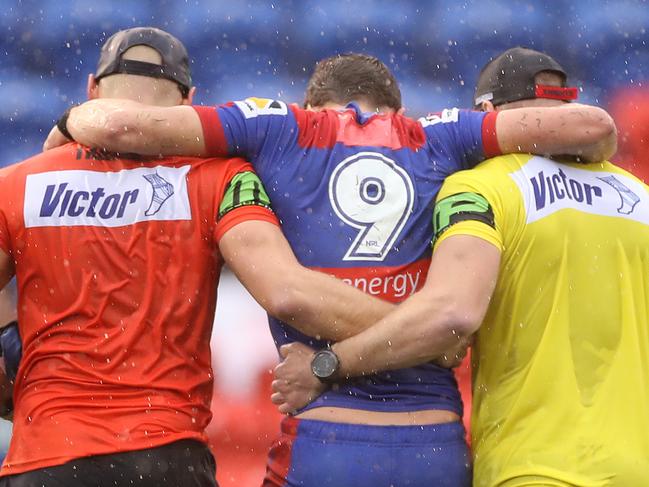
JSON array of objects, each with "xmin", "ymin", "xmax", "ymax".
[{"xmin": 263, "ymin": 417, "xmax": 471, "ymax": 487}]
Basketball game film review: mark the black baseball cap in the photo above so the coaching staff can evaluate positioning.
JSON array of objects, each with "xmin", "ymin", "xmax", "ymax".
[
  {"xmin": 474, "ymin": 47, "xmax": 578, "ymax": 108},
  {"xmin": 95, "ymin": 27, "xmax": 191, "ymax": 96}
]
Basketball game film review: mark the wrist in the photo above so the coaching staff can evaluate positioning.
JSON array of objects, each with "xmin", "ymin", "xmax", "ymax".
[
  {"xmin": 56, "ymin": 106, "xmax": 77, "ymax": 141},
  {"xmin": 310, "ymin": 346, "xmax": 342, "ymax": 384}
]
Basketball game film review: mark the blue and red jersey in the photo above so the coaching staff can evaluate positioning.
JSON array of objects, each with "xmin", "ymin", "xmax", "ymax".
[{"xmin": 195, "ymin": 99, "xmax": 499, "ymax": 415}]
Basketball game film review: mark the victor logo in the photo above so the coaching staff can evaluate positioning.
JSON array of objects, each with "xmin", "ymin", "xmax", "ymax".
[
  {"xmin": 24, "ymin": 166, "xmax": 191, "ymax": 228},
  {"xmin": 39, "ymin": 184, "xmax": 140, "ymax": 219},
  {"xmin": 510, "ymin": 156, "xmax": 649, "ymax": 225},
  {"xmin": 530, "ymin": 168, "xmax": 603, "ymax": 211}
]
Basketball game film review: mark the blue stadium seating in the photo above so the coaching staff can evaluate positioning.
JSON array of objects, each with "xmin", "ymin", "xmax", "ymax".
[{"xmin": 1, "ymin": 0, "xmax": 645, "ymax": 166}]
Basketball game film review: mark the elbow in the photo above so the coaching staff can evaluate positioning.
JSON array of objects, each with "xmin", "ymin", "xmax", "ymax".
[
  {"xmin": 69, "ymin": 107, "xmax": 141, "ymax": 153},
  {"xmin": 596, "ymin": 111, "xmax": 618, "ymax": 161},
  {"xmin": 264, "ymin": 284, "xmax": 305, "ymax": 325},
  {"xmin": 437, "ymin": 302, "xmax": 482, "ymax": 340},
  {"xmin": 590, "ymin": 107, "xmax": 616, "ymax": 133},
  {"xmin": 590, "ymin": 108, "xmax": 617, "ymax": 146},
  {"xmin": 582, "ymin": 108, "xmax": 618, "ymax": 162},
  {"xmin": 408, "ymin": 300, "xmax": 482, "ymax": 365},
  {"xmin": 100, "ymin": 111, "xmax": 143, "ymax": 152}
]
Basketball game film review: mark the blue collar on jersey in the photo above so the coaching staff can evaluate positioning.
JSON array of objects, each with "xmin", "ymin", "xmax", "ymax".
[{"xmin": 345, "ymin": 102, "xmax": 380, "ymax": 125}]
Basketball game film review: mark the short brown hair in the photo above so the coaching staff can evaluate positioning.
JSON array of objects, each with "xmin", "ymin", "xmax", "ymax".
[{"xmin": 304, "ymin": 53, "xmax": 402, "ymax": 110}]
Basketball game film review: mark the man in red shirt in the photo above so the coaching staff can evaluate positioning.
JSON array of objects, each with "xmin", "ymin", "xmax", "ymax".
[{"xmin": 0, "ymin": 28, "xmax": 393, "ymax": 487}]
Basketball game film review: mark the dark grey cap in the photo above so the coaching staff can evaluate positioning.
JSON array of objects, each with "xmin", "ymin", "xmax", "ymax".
[
  {"xmin": 474, "ymin": 47, "xmax": 577, "ymax": 108},
  {"xmin": 95, "ymin": 27, "xmax": 191, "ymax": 96}
]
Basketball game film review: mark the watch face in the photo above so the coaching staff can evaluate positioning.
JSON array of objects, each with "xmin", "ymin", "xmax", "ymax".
[{"xmin": 311, "ymin": 350, "xmax": 338, "ymax": 379}]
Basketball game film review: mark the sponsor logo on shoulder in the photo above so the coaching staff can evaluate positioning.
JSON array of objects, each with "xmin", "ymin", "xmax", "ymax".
[
  {"xmin": 418, "ymin": 108, "xmax": 459, "ymax": 128},
  {"xmin": 510, "ymin": 157, "xmax": 649, "ymax": 224},
  {"xmin": 24, "ymin": 166, "xmax": 191, "ymax": 228},
  {"xmin": 234, "ymin": 97, "xmax": 288, "ymax": 119}
]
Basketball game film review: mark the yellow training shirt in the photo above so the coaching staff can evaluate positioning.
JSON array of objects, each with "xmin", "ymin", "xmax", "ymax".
[{"xmin": 434, "ymin": 154, "xmax": 649, "ymax": 486}]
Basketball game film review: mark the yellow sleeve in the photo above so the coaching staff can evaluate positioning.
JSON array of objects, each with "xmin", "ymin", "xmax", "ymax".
[
  {"xmin": 433, "ymin": 167, "xmax": 507, "ymax": 252},
  {"xmin": 435, "ymin": 219, "xmax": 503, "ymax": 251}
]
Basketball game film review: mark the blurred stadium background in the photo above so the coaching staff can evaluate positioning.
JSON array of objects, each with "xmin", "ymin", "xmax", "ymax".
[{"xmin": 1, "ymin": 1, "xmax": 647, "ymax": 485}]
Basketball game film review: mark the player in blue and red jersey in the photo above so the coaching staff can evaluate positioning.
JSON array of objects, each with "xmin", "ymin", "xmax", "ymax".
[
  {"xmin": 45, "ymin": 53, "xmax": 616, "ymax": 487},
  {"xmin": 0, "ymin": 34, "xmax": 402, "ymax": 487}
]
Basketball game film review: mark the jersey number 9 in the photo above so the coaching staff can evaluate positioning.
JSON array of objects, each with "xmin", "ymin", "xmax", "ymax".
[{"xmin": 329, "ymin": 152, "xmax": 414, "ymax": 261}]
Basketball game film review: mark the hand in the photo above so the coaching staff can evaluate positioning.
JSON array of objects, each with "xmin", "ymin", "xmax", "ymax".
[
  {"xmin": 432, "ymin": 335, "xmax": 472, "ymax": 369},
  {"xmin": 271, "ymin": 342, "xmax": 327, "ymax": 414},
  {"xmin": 43, "ymin": 125, "xmax": 71, "ymax": 152}
]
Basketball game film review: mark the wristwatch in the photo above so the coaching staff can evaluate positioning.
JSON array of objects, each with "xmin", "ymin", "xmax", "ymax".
[{"xmin": 310, "ymin": 348, "xmax": 341, "ymax": 384}]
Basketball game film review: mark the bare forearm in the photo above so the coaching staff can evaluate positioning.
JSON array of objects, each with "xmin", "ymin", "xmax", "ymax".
[
  {"xmin": 270, "ymin": 235, "xmax": 500, "ymax": 414},
  {"xmin": 221, "ymin": 221, "xmax": 394, "ymax": 342},
  {"xmin": 544, "ymin": 106, "xmax": 617, "ymax": 162},
  {"xmin": 67, "ymin": 99, "xmax": 143, "ymax": 152},
  {"xmin": 498, "ymin": 105, "xmax": 617, "ymax": 162},
  {"xmin": 67, "ymin": 99, "xmax": 206, "ymax": 156},
  {"xmin": 329, "ymin": 236, "xmax": 500, "ymax": 377},
  {"xmin": 331, "ymin": 289, "xmax": 465, "ymax": 377},
  {"xmin": 275, "ymin": 268, "xmax": 395, "ymax": 341}
]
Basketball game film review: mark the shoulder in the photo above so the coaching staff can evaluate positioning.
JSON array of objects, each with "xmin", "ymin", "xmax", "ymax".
[
  {"xmin": 0, "ymin": 163, "xmax": 20, "ymax": 181},
  {"xmin": 474, "ymin": 153, "xmax": 534, "ymax": 172},
  {"xmin": 181, "ymin": 155, "xmax": 256, "ymax": 181},
  {"xmin": 599, "ymin": 160, "xmax": 648, "ymax": 185},
  {"xmin": 418, "ymin": 108, "xmax": 462, "ymax": 128},
  {"xmin": 218, "ymin": 156, "xmax": 255, "ymax": 174},
  {"xmin": 418, "ymin": 108, "xmax": 485, "ymax": 129},
  {"xmin": 439, "ymin": 154, "xmax": 532, "ymax": 202},
  {"xmin": 228, "ymin": 97, "xmax": 290, "ymax": 119},
  {"xmin": 0, "ymin": 145, "xmax": 76, "ymax": 181},
  {"xmin": 292, "ymin": 106, "xmax": 339, "ymax": 125},
  {"xmin": 581, "ymin": 160, "xmax": 649, "ymax": 199},
  {"xmin": 290, "ymin": 107, "xmax": 340, "ymax": 149},
  {"xmin": 446, "ymin": 153, "xmax": 528, "ymax": 183},
  {"xmin": 416, "ymin": 109, "xmax": 490, "ymax": 159}
]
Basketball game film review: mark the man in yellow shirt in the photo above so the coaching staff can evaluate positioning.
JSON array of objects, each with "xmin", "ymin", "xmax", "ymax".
[{"xmin": 274, "ymin": 48, "xmax": 649, "ymax": 486}]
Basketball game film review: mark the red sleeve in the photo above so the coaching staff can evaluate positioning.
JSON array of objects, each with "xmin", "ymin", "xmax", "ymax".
[
  {"xmin": 214, "ymin": 206, "xmax": 279, "ymax": 243},
  {"xmin": 193, "ymin": 105, "xmax": 228, "ymax": 157},
  {"xmin": 481, "ymin": 111, "xmax": 501, "ymax": 158},
  {"xmin": 213, "ymin": 157, "xmax": 279, "ymax": 242}
]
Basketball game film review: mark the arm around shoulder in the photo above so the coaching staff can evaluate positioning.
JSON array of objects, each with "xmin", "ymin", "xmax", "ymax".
[
  {"xmin": 219, "ymin": 220, "xmax": 394, "ymax": 341},
  {"xmin": 66, "ymin": 99, "xmax": 207, "ymax": 156},
  {"xmin": 496, "ymin": 103, "xmax": 617, "ymax": 162},
  {"xmin": 331, "ymin": 234, "xmax": 501, "ymax": 377}
]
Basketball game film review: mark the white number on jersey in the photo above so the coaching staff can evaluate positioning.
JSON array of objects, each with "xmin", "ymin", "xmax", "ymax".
[{"xmin": 329, "ymin": 152, "xmax": 414, "ymax": 261}]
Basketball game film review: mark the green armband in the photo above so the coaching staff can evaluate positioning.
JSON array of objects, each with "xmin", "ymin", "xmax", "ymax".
[
  {"xmin": 218, "ymin": 171, "xmax": 272, "ymax": 220},
  {"xmin": 433, "ymin": 192, "xmax": 494, "ymax": 244}
]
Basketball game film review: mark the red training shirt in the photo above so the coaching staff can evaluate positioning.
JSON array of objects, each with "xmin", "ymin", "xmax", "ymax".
[{"xmin": 0, "ymin": 143, "xmax": 277, "ymax": 476}]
